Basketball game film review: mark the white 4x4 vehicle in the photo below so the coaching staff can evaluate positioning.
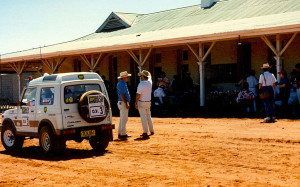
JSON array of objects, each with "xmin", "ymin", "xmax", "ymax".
[{"xmin": 1, "ymin": 72, "xmax": 114, "ymax": 155}]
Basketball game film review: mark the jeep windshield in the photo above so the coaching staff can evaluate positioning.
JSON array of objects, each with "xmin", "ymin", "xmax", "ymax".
[{"xmin": 64, "ymin": 84, "xmax": 101, "ymax": 104}]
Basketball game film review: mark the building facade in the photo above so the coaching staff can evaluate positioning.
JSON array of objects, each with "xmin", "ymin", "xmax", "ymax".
[{"xmin": 1, "ymin": 0, "xmax": 300, "ymax": 105}]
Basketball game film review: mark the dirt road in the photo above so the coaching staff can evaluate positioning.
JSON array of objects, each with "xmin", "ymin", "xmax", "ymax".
[{"xmin": 0, "ymin": 117, "xmax": 299, "ymax": 186}]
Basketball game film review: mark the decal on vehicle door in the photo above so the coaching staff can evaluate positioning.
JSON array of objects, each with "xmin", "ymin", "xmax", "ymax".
[
  {"xmin": 88, "ymin": 94, "xmax": 106, "ymax": 118},
  {"xmin": 21, "ymin": 106, "xmax": 29, "ymax": 126}
]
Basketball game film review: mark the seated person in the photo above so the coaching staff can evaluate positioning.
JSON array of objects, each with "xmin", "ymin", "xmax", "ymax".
[
  {"xmin": 156, "ymin": 72, "xmax": 170, "ymax": 90},
  {"xmin": 154, "ymin": 86, "xmax": 166, "ymax": 105},
  {"xmin": 236, "ymin": 82, "xmax": 255, "ymax": 113}
]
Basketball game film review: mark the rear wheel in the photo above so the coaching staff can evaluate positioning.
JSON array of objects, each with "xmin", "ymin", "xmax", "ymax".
[
  {"xmin": 1, "ymin": 124, "xmax": 24, "ymax": 152},
  {"xmin": 89, "ymin": 131, "xmax": 110, "ymax": 151}
]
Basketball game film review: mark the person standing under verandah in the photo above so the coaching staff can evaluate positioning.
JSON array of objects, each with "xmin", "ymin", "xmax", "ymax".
[
  {"xmin": 135, "ymin": 70, "xmax": 154, "ymax": 140},
  {"xmin": 259, "ymin": 63, "xmax": 277, "ymax": 123},
  {"xmin": 246, "ymin": 70, "xmax": 258, "ymax": 112},
  {"xmin": 247, "ymin": 70, "xmax": 258, "ymax": 97},
  {"xmin": 278, "ymin": 69, "xmax": 290, "ymax": 116},
  {"xmin": 116, "ymin": 71, "xmax": 132, "ymax": 139}
]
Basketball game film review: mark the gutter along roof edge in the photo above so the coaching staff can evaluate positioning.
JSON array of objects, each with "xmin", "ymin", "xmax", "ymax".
[
  {"xmin": 2, "ymin": 10, "xmax": 300, "ymax": 63},
  {"xmin": 2, "ymin": 23, "xmax": 300, "ymax": 64}
]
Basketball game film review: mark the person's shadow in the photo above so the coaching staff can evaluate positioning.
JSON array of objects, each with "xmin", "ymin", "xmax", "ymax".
[
  {"xmin": 0, "ymin": 146, "xmax": 110, "ymax": 161},
  {"xmin": 134, "ymin": 137, "xmax": 150, "ymax": 141}
]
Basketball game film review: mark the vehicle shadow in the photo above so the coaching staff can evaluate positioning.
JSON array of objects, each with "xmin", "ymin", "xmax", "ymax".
[{"xmin": 0, "ymin": 146, "xmax": 111, "ymax": 161}]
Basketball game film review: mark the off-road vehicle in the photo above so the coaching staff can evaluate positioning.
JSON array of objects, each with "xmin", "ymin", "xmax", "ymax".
[{"xmin": 1, "ymin": 72, "xmax": 114, "ymax": 155}]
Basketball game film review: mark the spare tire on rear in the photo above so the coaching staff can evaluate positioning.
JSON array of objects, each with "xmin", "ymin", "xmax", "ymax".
[{"xmin": 78, "ymin": 90, "xmax": 110, "ymax": 123}]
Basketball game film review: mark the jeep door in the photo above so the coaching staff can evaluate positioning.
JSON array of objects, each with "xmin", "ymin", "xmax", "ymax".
[
  {"xmin": 61, "ymin": 82, "xmax": 103, "ymax": 129},
  {"xmin": 36, "ymin": 87, "xmax": 60, "ymax": 131},
  {"xmin": 17, "ymin": 87, "xmax": 37, "ymax": 132}
]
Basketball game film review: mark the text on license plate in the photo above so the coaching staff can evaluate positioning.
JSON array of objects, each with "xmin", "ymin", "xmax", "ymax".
[{"xmin": 81, "ymin": 130, "xmax": 96, "ymax": 138}]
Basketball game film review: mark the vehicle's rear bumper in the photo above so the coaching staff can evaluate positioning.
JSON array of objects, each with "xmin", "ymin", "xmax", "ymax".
[{"xmin": 56, "ymin": 124, "xmax": 115, "ymax": 141}]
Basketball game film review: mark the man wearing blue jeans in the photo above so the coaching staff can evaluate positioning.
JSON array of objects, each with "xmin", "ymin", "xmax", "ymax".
[
  {"xmin": 259, "ymin": 63, "xmax": 277, "ymax": 123},
  {"xmin": 117, "ymin": 71, "xmax": 131, "ymax": 139}
]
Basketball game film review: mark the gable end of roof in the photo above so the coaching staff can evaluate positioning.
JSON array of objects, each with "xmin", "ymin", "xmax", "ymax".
[{"xmin": 96, "ymin": 12, "xmax": 138, "ymax": 33}]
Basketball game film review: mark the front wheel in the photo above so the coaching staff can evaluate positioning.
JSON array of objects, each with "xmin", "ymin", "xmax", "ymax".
[{"xmin": 1, "ymin": 124, "xmax": 24, "ymax": 152}]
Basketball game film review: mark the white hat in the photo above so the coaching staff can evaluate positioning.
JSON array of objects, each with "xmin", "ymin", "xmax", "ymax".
[
  {"xmin": 118, "ymin": 71, "xmax": 132, "ymax": 79},
  {"xmin": 261, "ymin": 63, "xmax": 272, "ymax": 69},
  {"xmin": 138, "ymin": 70, "xmax": 150, "ymax": 77}
]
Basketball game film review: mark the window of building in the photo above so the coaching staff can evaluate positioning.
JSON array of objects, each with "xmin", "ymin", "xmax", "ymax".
[
  {"xmin": 113, "ymin": 57, "xmax": 118, "ymax": 86},
  {"xmin": 181, "ymin": 64, "xmax": 189, "ymax": 78},
  {"xmin": 40, "ymin": 87, "xmax": 55, "ymax": 105},
  {"xmin": 183, "ymin": 50, "xmax": 189, "ymax": 61},
  {"xmin": 156, "ymin": 53, "xmax": 162, "ymax": 63},
  {"xmin": 154, "ymin": 67, "xmax": 162, "ymax": 85},
  {"xmin": 74, "ymin": 60, "xmax": 81, "ymax": 72},
  {"xmin": 207, "ymin": 63, "xmax": 237, "ymax": 83}
]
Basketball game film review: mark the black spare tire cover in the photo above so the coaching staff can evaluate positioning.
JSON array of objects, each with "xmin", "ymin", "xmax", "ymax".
[{"xmin": 78, "ymin": 90, "xmax": 110, "ymax": 123}]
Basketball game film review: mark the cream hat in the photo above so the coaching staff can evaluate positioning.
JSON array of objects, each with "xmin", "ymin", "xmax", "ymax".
[
  {"xmin": 118, "ymin": 71, "xmax": 132, "ymax": 79},
  {"xmin": 138, "ymin": 70, "xmax": 150, "ymax": 77},
  {"xmin": 261, "ymin": 63, "xmax": 272, "ymax": 69}
]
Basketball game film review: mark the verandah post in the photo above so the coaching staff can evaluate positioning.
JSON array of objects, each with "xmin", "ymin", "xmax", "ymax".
[{"xmin": 199, "ymin": 43, "xmax": 205, "ymax": 107}]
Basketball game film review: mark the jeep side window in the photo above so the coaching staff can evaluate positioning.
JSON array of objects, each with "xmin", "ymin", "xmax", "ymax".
[
  {"xmin": 21, "ymin": 88, "xmax": 37, "ymax": 106},
  {"xmin": 64, "ymin": 84, "xmax": 101, "ymax": 104},
  {"xmin": 40, "ymin": 87, "xmax": 55, "ymax": 105}
]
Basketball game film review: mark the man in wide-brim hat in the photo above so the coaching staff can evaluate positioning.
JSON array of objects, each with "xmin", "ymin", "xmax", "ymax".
[
  {"xmin": 258, "ymin": 63, "xmax": 277, "ymax": 123},
  {"xmin": 135, "ymin": 70, "xmax": 154, "ymax": 139},
  {"xmin": 261, "ymin": 63, "xmax": 272, "ymax": 69},
  {"xmin": 116, "ymin": 71, "xmax": 132, "ymax": 139}
]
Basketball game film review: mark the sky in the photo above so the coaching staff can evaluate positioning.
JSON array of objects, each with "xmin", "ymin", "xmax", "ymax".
[{"xmin": 0, "ymin": 0, "xmax": 200, "ymax": 55}]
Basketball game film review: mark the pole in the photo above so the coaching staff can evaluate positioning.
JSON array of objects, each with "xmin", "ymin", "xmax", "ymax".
[
  {"xmin": 40, "ymin": 46, "xmax": 43, "ymax": 74},
  {"xmin": 0, "ymin": 53, "xmax": 1, "ymax": 99},
  {"xmin": 276, "ymin": 34, "xmax": 282, "ymax": 82},
  {"xmin": 199, "ymin": 43, "xmax": 205, "ymax": 107},
  {"xmin": 18, "ymin": 74, "xmax": 21, "ymax": 99},
  {"xmin": 199, "ymin": 63, "xmax": 205, "ymax": 107}
]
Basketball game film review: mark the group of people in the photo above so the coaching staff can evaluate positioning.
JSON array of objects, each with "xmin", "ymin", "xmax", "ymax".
[
  {"xmin": 116, "ymin": 70, "xmax": 154, "ymax": 140},
  {"xmin": 153, "ymin": 71, "xmax": 195, "ymax": 115},
  {"xmin": 116, "ymin": 70, "xmax": 196, "ymax": 139},
  {"xmin": 236, "ymin": 63, "xmax": 300, "ymax": 122}
]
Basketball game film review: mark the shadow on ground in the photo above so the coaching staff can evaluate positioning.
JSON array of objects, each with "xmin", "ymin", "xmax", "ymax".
[{"xmin": 0, "ymin": 146, "xmax": 111, "ymax": 161}]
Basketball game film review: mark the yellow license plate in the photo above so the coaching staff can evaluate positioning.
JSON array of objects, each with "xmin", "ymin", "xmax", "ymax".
[{"xmin": 81, "ymin": 130, "xmax": 96, "ymax": 138}]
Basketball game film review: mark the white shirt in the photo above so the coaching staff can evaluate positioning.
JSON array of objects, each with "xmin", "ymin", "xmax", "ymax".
[
  {"xmin": 246, "ymin": 75, "xmax": 258, "ymax": 88},
  {"xmin": 259, "ymin": 71, "xmax": 277, "ymax": 86},
  {"xmin": 137, "ymin": 80, "xmax": 152, "ymax": 101},
  {"xmin": 154, "ymin": 87, "xmax": 166, "ymax": 104},
  {"xmin": 154, "ymin": 87, "xmax": 166, "ymax": 98}
]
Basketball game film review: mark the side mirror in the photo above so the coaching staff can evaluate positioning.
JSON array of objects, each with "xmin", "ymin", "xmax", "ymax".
[{"xmin": 16, "ymin": 101, "xmax": 21, "ymax": 106}]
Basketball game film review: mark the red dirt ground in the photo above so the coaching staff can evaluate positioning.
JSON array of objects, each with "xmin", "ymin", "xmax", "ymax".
[{"xmin": 0, "ymin": 117, "xmax": 299, "ymax": 186}]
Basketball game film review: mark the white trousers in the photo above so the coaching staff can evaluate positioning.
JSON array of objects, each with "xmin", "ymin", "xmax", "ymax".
[
  {"xmin": 138, "ymin": 101, "xmax": 154, "ymax": 134},
  {"xmin": 117, "ymin": 101, "xmax": 129, "ymax": 136}
]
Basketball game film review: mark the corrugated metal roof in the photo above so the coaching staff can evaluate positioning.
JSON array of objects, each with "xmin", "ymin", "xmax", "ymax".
[
  {"xmin": 2, "ymin": 0, "xmax": 300, "ymax": 62},
  {"xmin": 114, "ymin": 12, "xmax": 140, "ymax": 26},
  {"xmin": 78, "ymin": 0, "xmax": 300, "ymax": 40}
]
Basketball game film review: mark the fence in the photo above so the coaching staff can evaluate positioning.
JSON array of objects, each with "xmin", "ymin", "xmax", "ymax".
[{"xmin": 0, "ymin": 98, "xmax": 16, "ymax": 113}]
